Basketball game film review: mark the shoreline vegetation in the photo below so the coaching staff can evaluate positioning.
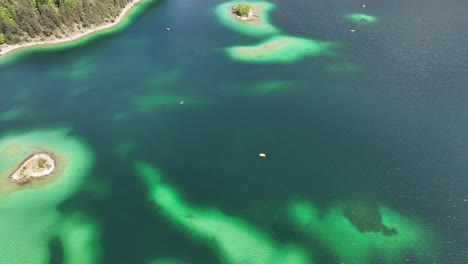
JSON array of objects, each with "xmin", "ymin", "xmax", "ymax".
[
  {"xmin": 232, "ymin": 3, "xmax": 255, "ymax": 21},
  {"xmin": 0, "ymin": 0, "xmax": 143, "ymax": 58}
]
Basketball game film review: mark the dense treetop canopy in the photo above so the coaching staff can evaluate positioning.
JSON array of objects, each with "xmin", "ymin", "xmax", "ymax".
[
  {"xmin": 0, "ymin": 0, "xmax": 132, "ymax": 44},
  {"xmin": 232, "ymin": 3, "xmax": 252, "ymax": 17}
]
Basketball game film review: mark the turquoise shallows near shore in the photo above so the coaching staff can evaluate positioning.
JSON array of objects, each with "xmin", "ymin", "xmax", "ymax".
[
  {"xmin": 287, "ymin": 200, "xmax": 439, "ymax": 264},
  {"xmin": 0, "ymin": 0, "xmax": 158, "ymax": 67},
  {"xmin": 214, "ymin": 1, "xmax": 279, "ymax": 36},
  {"xmin": 225, "ymin": 35, "xmax": 335, "ymax": 64},
  {"xmin": 0, "ymin": 128, "xmax": 100, "ymax": 264},
  {"xmin": 345, "ymin": 13, "xmax": 378, "ymax": 24},
  {"xmin": 134, "ymin": 161, "xmax": 313, "ymax": 264}
]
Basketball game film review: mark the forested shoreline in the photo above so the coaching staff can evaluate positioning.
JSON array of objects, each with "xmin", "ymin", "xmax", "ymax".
[{"xmin": 0, "ymin": 0, "xmax": 133, "ymax": 45}]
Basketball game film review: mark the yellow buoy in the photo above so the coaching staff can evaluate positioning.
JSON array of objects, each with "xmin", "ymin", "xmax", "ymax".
[{"xmin": 259, "ymin": 153, "xmax": 266, "ymax": 157}]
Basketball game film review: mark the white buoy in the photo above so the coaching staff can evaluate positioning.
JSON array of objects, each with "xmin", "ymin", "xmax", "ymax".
[
  {"xmin": 179, "ymin": 100, "xmax": 184, "ymax": 105},
  {"xmin": 363, "ymin": 4, "xmax": 366, "ymax": 8},
  {"xmin": 350, "ymin": 29, "xmax": 356, "ymax": 32},
  {"xmin": 166, "ymin": 27, "xmax": 171, "ymax": 31}
]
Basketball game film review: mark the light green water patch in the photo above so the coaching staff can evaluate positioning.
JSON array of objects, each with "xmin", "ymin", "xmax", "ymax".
[
  {"xmin": 0, "ymin": 107, "xmax": 28, "ymax": 122},
  {"xmin": 48, "ymin": 55, "xmax": 98, "ymax": 81},
  {"xmin": 225, "ymin": 35, "xmax": 335, "ymax": 64},
  {"xmin": 55, "ymin": 213, "xmax": 101, "ymax": 264},
  {"xmin": 114, "ymin": 139, "xmax": 138, "ymax": 159},
  {"xmin": 145, "ymin": 70, "xmax": 182, "ymax": 87},
  {"xmin": 135, "ymin": 161, "xmax": 313, "ymax": 264},
  {"xmin": 222, "ymin": 80, "xmax": 294, "ymax": 96},
  {"xmin": 0, "ymin": 211, "xmax": 100, "ymax": 264},
  {"xmin": 253, "ymin": 81, "xmax": 293, "ymax": 94},
  {"xmin": 135, "ymin": 69, "xmax": 207, "ymax": 113},
  {"xmin": 69, "ymin": 85, "xmax": 94, "ymax": 97},
  {"xmin": 112, "ymin": 112, "xmax": 129, "ymax": 122},
  {"xmin": 345, "ymin": 13, "xmax": 378, "ymax": 24},
  {"xmin": 0, "ymin": 127, "xmax": 100, "ymax": 263},
  {"xmin": 11, "ymin": 90, "xmax": 30, "ymax": 102},
  {"xmin": 133, "ymin": 90, "xmax": 210, "ymax": 113},
  {"xmin": 214, "ymin": 1, "xmax": 279, "ymax": 36},
  {"xmin": 287, "ymin": 200, "xmax": 438, "ymax": 264},
  {"xmin": 0, "ymin": 0, "xmax": 160, "ymax": 67}
]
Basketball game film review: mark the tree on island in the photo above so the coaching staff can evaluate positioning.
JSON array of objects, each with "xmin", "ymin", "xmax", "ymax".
[
  {"xmin": 232, "ymin": 2, "xmax": 252, "ymax": 17},
  {"xmin": 0, "ymin": 0, "xmax": 139, "ymax": 45}
]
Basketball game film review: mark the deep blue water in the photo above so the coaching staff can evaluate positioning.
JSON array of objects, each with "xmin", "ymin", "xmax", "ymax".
[{"xmin": 1, "ymin": 0, "xmax": 468, "ymax": 263}]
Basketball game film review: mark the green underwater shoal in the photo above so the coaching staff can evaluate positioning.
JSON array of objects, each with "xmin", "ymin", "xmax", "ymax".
[
  {"xmin": 345, "ymin": 13, "xmax": 378, "ymax": 24},
  {"xmin": 0, "ymin": 107, "xmax": 29, "ymax": 123},
  {"xmin": 113, "ymin": 70, "xmax": 212, "ymax": 121},
  {"xmin": 135, "ymin": 161, "xmax": 441, "ymax": 264},
  {"xmin": 225, "ymin": 35, "xmax": 335, "ymax": 64},
  {"xmin": 222, "ymin": 80, "xmax": 294, "ymax": 97},
  {"xmin": 214, "ymin": 1, "xmax": 279, "ymax": 36},
  {"xmin": 134, "ymin": 161, "xmax": 313, "ymax": 264},
  {"xmin": 0, "ymin": 127, "xmax": 100, "ymax": 264},
  {"xmin": 287, "ymin": 199, "xmax": 440, "ymax": 264},
  {"xmin": 0, "ymin": 0, "xmax": 159, "ymax": 67}
]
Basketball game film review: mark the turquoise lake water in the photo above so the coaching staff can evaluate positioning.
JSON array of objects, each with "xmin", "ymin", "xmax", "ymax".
[{"xmin": 1, "ymin": 0, "xmax": 468, "ymax": 263}]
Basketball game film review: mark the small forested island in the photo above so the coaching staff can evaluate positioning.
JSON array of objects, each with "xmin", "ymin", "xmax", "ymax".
[
  {"xmin": 0, "ymin": 0, "xmax": 141, "ymax": 55},
  {"xmin": 10, "ymin": 152, "xmax": 56, "ymax": 185},
  {"xmin": 214, "ymin": 1, "xmax": 278, "ymax": 36},
  {"xmin": 232, "ymin": 2, "xmax": 254, "ymax": 21}
]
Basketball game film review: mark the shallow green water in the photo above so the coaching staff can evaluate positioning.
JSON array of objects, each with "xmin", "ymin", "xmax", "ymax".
[{"xmin": 1, "ymin": 0, "xmax": 468, "ymax": 263}]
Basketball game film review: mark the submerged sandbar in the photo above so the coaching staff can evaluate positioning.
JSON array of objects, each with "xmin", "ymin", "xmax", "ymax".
[
  {"xmin": 214, "ymin": 1, "xmax": 279, "ymax": 36},
  {"xmin": 225, "ymin": 35, "xmax": 335, "ymax": 63},
  {"xmin": 10, "ymin": 152, "xmax": 56, "ymax": 184},
  {"xmin": 345, "ymin": 13, "xmax": 378, "ymax": 24}
]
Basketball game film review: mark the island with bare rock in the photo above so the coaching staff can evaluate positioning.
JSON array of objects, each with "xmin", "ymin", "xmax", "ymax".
[
  {"xmin": 0, "ymin": 128, "xmax": 95, "ymax": 195},
  {"xmin": 10, "ymin": 152, "xmax": 56, "ymax": 185}
]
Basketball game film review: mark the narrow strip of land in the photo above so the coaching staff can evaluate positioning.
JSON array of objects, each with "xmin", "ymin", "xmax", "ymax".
[{"xmin": 0, "ymin": 0, "xmax": 143, "ymax": 57}]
